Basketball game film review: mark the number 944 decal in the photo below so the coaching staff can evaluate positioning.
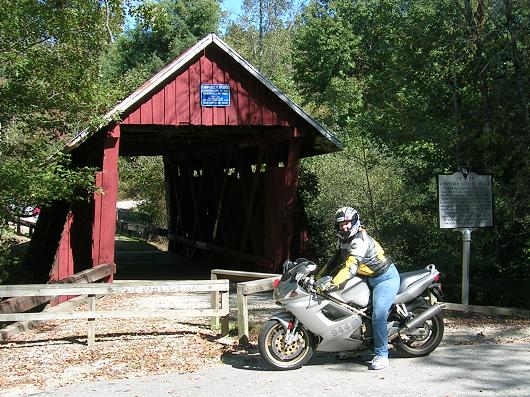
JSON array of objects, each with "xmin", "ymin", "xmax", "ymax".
[{"xmin": 330, "ymin": 322, "xmax": 356, "ymax": 337}]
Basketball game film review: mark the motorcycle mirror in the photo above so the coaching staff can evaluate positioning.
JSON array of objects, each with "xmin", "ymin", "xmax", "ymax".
[{"xmin": 307, "ymin": 262, "xmax": 317, "ymax": 273}]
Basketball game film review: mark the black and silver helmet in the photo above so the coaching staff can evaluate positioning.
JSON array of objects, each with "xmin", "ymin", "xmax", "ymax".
[{"xmin": 334, "ymin": 207, "xmax": 361, "ymax": 240}]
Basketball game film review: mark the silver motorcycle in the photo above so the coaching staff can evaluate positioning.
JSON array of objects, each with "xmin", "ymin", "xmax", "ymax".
[{"xmin": 258, "ymin": 258, "xmax": 444, "ymax": 370}]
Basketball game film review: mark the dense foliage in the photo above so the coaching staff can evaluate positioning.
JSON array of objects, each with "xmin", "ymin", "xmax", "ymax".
[
  {"xmin": 293, "ymin": 0, "xmax": 529, "ymax": 304},
  {"xmin": 0, "ymin": 0, "xmax": 119, "ymax": 278},
  {"xmin": 0, "ymin": 0, "xmax": 527, "ymax": 306},
  {"xmin": 223, "ymin": 0, "xmax": 301, "ymax": 95}
]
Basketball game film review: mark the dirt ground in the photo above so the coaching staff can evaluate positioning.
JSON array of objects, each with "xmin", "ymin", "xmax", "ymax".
[{"xmin": 1, "ymin": 293, "xmax": 529, "ymax": 397}]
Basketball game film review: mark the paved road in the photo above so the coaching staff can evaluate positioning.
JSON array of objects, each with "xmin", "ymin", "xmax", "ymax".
[{"xmin": 27, "ymin": 343, "xmax": 530, "ymax": 397}]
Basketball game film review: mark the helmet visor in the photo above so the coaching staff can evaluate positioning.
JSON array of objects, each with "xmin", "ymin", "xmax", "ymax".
[{"xmin": 334, "ymin": 213, "xmax": 358, "ymax": 229}]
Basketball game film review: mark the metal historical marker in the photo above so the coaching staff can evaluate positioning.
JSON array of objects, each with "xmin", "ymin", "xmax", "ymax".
[{"xmin": 437, "ymin": 167, "xmax": 493, "ymax": 305}]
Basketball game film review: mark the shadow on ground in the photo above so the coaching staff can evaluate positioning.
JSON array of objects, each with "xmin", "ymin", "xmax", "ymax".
[{"xmin": 220, "ymin": 344, "xmax": 373, "ymax": 372}]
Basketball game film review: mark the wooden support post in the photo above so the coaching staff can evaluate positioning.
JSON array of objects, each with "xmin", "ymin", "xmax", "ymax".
[
  {"xmin": 87, "ymin": 294, "xmax": 96, "ymax": 347},
  {"xmin": 184, "ymin": 159, "xmax": 203, "ymax": 241},
  {"xmin": 235, "ymin": 276, "xmax": 279, "ymax": 345},
  {"xmin": 163, "ymin": 156, "xmax": 175, "ymax": 243},
  {"xmin": 210, "ymin": 272, "xmax": 220, "ymax": 330},
  {"xmin": 240, "ymin": 146, "xmax": 264, "ymax": 253},
  {"xmin": 237, "ymin": 284, "xmax": 249, "ymax": 345},
  {"xmin": 92, "ymin": 124, "xmax": 121, "ymax": 276},
  {"xmin": 212, "ymin": 148, "xmax": 232, "ymax": 242},
  {"xmin": 220, "ymin": 289, "xmax": 229, "ymax": 337}
]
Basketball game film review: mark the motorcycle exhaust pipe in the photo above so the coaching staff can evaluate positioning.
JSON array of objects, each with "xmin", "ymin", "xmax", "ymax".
[
  {"xmin": 404, "ymin": 304, "xmax": 442, "ymax": 331},
  {"xmin": 389, "ymin": 304, "xmax": 442, "ymax": 341}
]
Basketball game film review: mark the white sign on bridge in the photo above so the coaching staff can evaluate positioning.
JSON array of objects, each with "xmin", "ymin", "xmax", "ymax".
[{"xmin": 437, "ymin": 168, "xmax": 493, "ymax": 229}]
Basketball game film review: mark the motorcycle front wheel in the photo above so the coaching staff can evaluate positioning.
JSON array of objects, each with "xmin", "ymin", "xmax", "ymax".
[
  {"xmin": 258, "ymin": 320, "xmax": 314, "ymax": 370},
  {"xmin": 395, "ymin": 302, "xmax": 444, "ymax": 357}
]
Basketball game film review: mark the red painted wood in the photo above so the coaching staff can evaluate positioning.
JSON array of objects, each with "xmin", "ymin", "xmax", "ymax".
[
  {"xmin": 140, "ymin": 100, "xmax": 153, "ymax": 124},
  {"xmin": 262, "ymin": 93, "xmax": 275, "ymax": 126},
  {"xmin": 92, "ymin": 171, "xmax": 103, "ymax": 266},
  {"xmin": 176, "ymin": 70, "xmax": 190, "ymax": 124},
  {"xmin": 31, "ymin": 40, "xmax": 328, "ymax": 285},
  {"xmin": 225, "ymin": 61, "xmax": 240, "ymax": 125},
  {"xmin": 51, "ymin": 212, "xmax": 72, "ymax": 282},
  {"xmin": 50, "ymin": 211, "xmax": 75, "ymax": 303},
  {"xmin": 249, "ymin": 77, "xmax": 263, "ymax": 125},
  {"xmin": 200, "ymin": 55, "xmax": 214, "ymax": 126},
  {"xmin": 189, "ymin": 59, "xmax": 202, "ymax": 125},
  {"xmin": 127, "ymin": 106, "xmax": 141, "ymax": 124},
  {"xmin": 212, "ymin": 57, "xmax": 227, "ymax": 125},
  {"xmin": 117, "ymin": 46, "xmax": 310, "ymax": 132},
  {"xmin": 237, "ymin": 73, "xmax": 250, "ymax": 125},
  {"xmin": 152, "ymin": 88, "xmax": 165, "ymax": 124},
  {"xmin": 282, "ymin": 138, "xmax": 302, "ymax": 262},
  {"xmin": 91, "ymin": 125, "xmax": 120, "ymax": 281},
  {"xmin": 263, "ymin": 166, "xmax": 285, "ymax": 267},
  {"xmin": 164, "ymin": 80, "xmax": 177, "ymax": 125}
]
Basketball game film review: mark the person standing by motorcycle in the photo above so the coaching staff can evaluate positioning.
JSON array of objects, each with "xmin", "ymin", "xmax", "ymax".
[{"xmin": 317, "ymin": 207, "xmax": 400, "ymax": 370}]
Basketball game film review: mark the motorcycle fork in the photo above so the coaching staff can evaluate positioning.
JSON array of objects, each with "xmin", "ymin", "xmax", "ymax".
[{"xmin": 284, "ymin": 318, "xmax": 300, "ymax": 345}]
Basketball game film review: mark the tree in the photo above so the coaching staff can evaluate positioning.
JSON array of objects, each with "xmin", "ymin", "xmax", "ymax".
[
  {"xmin": 101, "ymin": 0, "xmax": 222, "ymax": 97},
  {"xmin": 0, "ymin": 0, "xmax": 122, "ymax": 279},
  {"xmin": 0, "ymin": 0, "xmax": 121, "ymax": 212},
  {"xmin": 223, "ymin": 0, "xmax": 301, "ymax": 95},
  {"xmin": 293, "ymin": 0, "xmax": 530, "ymax": 303}
]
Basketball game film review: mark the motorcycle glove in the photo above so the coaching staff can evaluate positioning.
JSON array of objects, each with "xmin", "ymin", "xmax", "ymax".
[{"xmin": 317, "ymin": 283, "xmax": 339, "ymax": 294}]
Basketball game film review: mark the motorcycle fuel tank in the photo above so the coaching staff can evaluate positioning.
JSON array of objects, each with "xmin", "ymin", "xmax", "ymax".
[{"xmin": 333, "ymin": 277, "xmax": 371, "ymax": 307}]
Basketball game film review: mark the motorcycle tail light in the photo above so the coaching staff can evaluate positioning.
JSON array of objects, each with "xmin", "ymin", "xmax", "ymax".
[
  {"xmin": 273, "ymin": 278, "xmax": 280, "ymax": 288},
  {"xmin": 287, "ymin": 321, "xmax": 294, "ymax": 330},
  {"xmin": 434, "ymin": 273, "xmax": 440, "ymax": 282}
]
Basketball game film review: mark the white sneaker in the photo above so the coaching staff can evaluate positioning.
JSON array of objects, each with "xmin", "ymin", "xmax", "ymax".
[{"xmin": 369, "ymin": 355, "xmax": 389, "ymax": 370}]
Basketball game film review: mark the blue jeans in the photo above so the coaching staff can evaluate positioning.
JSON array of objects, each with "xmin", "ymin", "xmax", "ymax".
[{"xmin": 367, "ymin": 263, "xmax": 400, "ymax": 358}]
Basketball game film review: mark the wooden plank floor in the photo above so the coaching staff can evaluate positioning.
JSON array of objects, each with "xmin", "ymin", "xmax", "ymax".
[{"xmin": 114, "ymin": 237, "xmax": 211, "ymax": 280}]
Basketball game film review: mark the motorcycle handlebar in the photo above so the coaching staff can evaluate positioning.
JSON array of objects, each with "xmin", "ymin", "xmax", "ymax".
[{"xmin": 299, "ymin": 275, "xmax": 315, "ymax": 292}]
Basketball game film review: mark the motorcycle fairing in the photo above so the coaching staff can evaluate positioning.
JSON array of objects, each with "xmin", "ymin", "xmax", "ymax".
[{"xmin": 279, "ymin": 294, "xmax": 365, "ymax": 352}]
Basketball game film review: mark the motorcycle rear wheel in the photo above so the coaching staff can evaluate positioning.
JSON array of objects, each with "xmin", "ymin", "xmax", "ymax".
[
  {"xmin": 258, "ymin": 320, "xmax": 314, "ymax": 370},
  {"xmin": 396, "ymin": 303, "xmax": 444, "ymax": 357}
]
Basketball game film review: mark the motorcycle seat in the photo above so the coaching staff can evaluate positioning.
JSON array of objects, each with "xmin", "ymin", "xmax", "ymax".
[{"xmin": 398, "ymin": 268, "xmax": 431, "ymax": 294}]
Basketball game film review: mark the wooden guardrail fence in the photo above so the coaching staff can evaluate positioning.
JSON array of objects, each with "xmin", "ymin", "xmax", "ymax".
[
  {"xmin": 444, "ymin": 303, "xmax": 530, "ymax": 318},
  {"xmin": 0, "ymin": 279, "xmax": 230, "ymax": 347},
  {"xmin": 4, "ymin": 267, "xmax": 527, "ymax": 348},
  {"xmin": 14, "ymin": 217, "xmax": 37, "ymax": 236},
  {"xmin": 0, "ymin": 264, "xmax": 114, "ymax": 317},
  {"xmin": 210, "ymin": 269, "xmax": 280, "ymax": 344}
]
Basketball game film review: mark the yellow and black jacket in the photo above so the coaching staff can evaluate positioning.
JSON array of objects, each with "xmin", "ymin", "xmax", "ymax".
[{"xmin": 317, "ymin": 228, "xmax": 390, "ymax": 288}]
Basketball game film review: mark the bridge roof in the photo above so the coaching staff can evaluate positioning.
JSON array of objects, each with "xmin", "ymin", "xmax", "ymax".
[{"xmin": 65, "ymin": 33, "xmax": 342, "ymax": 158}]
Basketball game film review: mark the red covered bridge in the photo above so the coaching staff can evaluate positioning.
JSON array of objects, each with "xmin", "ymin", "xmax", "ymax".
[{"xmin": 24, "ymin": 33, "xmax": 341, "ymax": 282}]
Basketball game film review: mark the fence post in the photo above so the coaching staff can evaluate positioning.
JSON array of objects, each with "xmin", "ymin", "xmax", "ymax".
[
  {"xmin": 210, "ymin": 271, "xmax": 220, "ymax": 330},
  {"xmin": 220, "ymin": 289, "xmax": 229, "ymax": 337},
  {"xmin": 237, "ymin": 284, "xmax": 249, "ymax": 344},
  {"xmin": 87, "ymin": 294, "xmax": 96, "ymax": 347}
]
